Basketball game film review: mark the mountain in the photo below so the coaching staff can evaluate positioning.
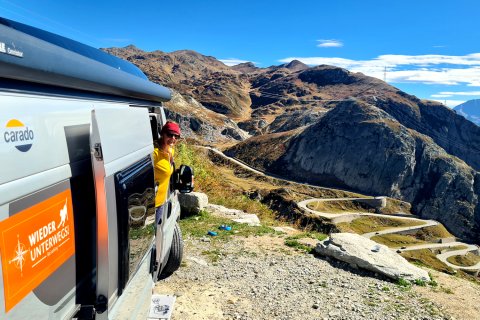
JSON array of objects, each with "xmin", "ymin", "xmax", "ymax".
[
  {"xmin": 454, "ymin": 99, "xmax": 480, "ymax": 126},
  {"xmin": 226, "ymin": 100, "xmax": 480, "ymax": 241},
  {"xmin": 103, "ymin": 46, "xmax": 251, "ymax": 120},
  {"xmin": 105, "ymin": 46, "xmax": 480, "ymax": 243}
]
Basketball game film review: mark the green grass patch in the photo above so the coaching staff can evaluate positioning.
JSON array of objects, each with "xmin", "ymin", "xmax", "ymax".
[
  {"xmin": 378, "ymin": 198, "xmax": 412, "ymax": 215},
  {"xmin": 284, "ymin": 231, "xmax": 327, "ymax": 253},
  {"xmin": 175, "ymin": 142, "xmax": 278, "ymax": 225},
  {"xmin": 400, "ymin": 249, "xmax": 455, "ymax": 274},
  {"xmin": 371, "ymin": 233, "xmax": 425, "ymax": 247},
  {"xmin": 411, "ymin": 224, "xmax": 454, "ymax": 241},
  {"xmin": 447, "ymin": 253, "xmax": 480, "ymax": 267},
  {"xmin": 396, "ymin": 278, "xmax": 412, "ymax": 288},
  {"xmin": 414, "ymin": 279, "xmax": 427, "ymax": 286},
  {"xmin": 439, "ymin": 245, "xmax": 469, "ymax": 252},
  {"xmin": 337, "ymin": 216, "xmax": 425, "ymax": 234},
  {"xmin": 306, "ymin": 200, "xmax": 375, "ymax": 214},
  {"xmin": 179, "ymin": 210, "xmax": 277, "ymax": 241}
]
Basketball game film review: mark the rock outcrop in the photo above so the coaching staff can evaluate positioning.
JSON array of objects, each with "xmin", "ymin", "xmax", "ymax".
[
  {"xmin": 228, "ymin": 100, "xmax": 480, "ymax": 242},
  {"xmin": 103, "ymin": 46, "xmax": 252, "ymax": 119},
  {"xmin": 316, "ymin": 233, "xmax": 430, "ymax": 282},
  {"xmin": 276, "ymin": 100, "xmax": 480, "ymax": 242},
  {"xmin": 178, "ymin": 192, "xmax": 209, "ymax": 215},
  {"xmin": 164, "ymin": 90, "xmax": 249, "ymax": 143}
]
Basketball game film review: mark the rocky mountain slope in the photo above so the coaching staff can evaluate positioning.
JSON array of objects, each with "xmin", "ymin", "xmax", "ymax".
[
  {"xmin": 454, "ymin": 99, "xmax": 480, "ymax": 126},
  {"xmin": 105, "ymin": 46, "xmax": 480, "ymax": 243}
]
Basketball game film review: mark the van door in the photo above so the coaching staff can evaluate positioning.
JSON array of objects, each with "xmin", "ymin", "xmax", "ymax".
[{"xmin": 89, "ymin": 106, "xmax": 155, "ymax": 318}]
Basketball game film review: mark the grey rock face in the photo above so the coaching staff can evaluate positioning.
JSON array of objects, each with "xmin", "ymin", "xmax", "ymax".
[
  {"xmin": 178, "ymin": 192, "xmax": 209, "ymax": 215},
  {"xmin": 164, "ymin": 91, "xmax": 249, "ymax": 143},
  {"xmin": 267, "ymin": 108, "xmax": 326, "ymax": 133},
  {"xmin": 280, "ymin": 100, "xmax": 480, "ymax": 242},
  {"xmin": 298, "ymin": 65, "xmax": 358, "ymax": 86},
  {"xmin": 315, "ymin": 233, "xmax": 430, "ymax": 282},
  {"xmin": 377, "ymin": 98, "xmax": 480, "ymax": 171}
]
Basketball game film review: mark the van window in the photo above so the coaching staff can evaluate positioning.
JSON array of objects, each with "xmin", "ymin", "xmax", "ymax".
[{"xmin": 114, "ymin": 156, "xmax": 155, "ymax": 295}]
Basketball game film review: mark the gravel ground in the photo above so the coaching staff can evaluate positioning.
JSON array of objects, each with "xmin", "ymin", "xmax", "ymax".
[{"xmin": 155, "ymin": 235, "xmax": 452, "ymax": 320}]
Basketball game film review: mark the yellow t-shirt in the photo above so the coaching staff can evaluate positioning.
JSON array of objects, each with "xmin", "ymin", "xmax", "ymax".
[{"xmin": 153, "ymin": 147, "xmax": 175, "ymax": 207}]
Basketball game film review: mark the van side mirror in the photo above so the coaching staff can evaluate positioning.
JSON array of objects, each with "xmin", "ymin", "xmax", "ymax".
[{"xmin": 172, "ymin": 165, "xmax": 194, "ymax": 193}]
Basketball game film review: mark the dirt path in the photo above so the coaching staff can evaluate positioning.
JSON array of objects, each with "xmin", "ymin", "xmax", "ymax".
[
  {"xmin": 414, "ymin": 269, "xmax": 480, "ymax": 319},
  {"xmin": 154, "ymin": 233, "xmax": 479, "ymax": 320}
]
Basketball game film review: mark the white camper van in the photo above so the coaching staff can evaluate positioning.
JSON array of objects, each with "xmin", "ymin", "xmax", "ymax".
[{"xmin": 0, "ymin": 17, "xmax": 190, "ymax": 319}]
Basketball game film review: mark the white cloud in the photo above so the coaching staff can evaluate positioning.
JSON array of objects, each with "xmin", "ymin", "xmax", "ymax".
[
  {"xmin": 219, "ymin": 58, "xmax": 254, "ymax": 66},
  {"xmin": 317, "ymin": 39, "xmax": 343, "ymax": 48},
  {"xmin": 278, "ymin": 54, "xmax": 480, "ymax": 87},
  {"xmin": 434, "ymin": 91, "xmax": 480, "ymax": 96},
  {"xmin": 431, "ymin": 94, "xmax": 452, "ymax": 98}
]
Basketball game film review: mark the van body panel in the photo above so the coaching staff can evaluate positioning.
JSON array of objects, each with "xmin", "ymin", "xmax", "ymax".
[
  {"xmin": 90, "ymin": 107, "xmax": 153, "ymax": 165},
  {"xmin": 0, "ymin": 93, "xmax": 93, "ymax": 186},
  {"xmin": 156, "ymin": 193, "xmax": 181, "ymax": 270},
  {"xmin": 0, "ymin": 180, "xmax": 76, "ymax": 319},
  {"xmin": 0, "ymin": 17, "xmax": 180, "ymax": 319},
  {"xmin": 90, "ymin": 107, "xmax": 157, "ymax": 315},
  {"xmin": 0, "ymin": 165, "xmax": 71, "ymax": 206}
]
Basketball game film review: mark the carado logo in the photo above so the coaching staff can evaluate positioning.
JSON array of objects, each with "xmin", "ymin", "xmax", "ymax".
[{"xmin": 4, "ymin": 119, "xmax": 35, "ymax": 152}]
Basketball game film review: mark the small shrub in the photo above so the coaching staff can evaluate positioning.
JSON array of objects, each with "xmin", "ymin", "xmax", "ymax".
[
  {"xmin": 414, "ymin": 279, "xmax": 427, "ymax": 286},
  {"xmin": 427, "ymin": 272, "xmax": 438, "ymax": 287},
  {"xmin": 396, "ymin": 278, "xmax": 412, "ymax": 288}
]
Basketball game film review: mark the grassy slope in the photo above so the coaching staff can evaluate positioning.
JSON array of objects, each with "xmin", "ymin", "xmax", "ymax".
[{"xmin": 174, "ymin": 142, "xmax": 479, "ymax": 281}]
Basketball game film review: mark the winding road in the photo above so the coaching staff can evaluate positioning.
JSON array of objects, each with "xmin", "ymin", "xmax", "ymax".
[
  {"xmin": 298, "ymin": 198, "xmax": 480, "ymax": 272},
  {"xmin": 202, "ymin": 146, "xmax": 480, "ymax": 273}
]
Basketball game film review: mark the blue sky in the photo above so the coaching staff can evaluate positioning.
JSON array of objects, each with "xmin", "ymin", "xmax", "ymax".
[{"xmin": 2, "ymin": 0, "xmax": 479, "ymax": 108}]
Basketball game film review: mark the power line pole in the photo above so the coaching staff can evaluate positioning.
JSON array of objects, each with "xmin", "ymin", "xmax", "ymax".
[{"xmin": 384, "ymin": 66, "xmax": 387, "ymax": 82}]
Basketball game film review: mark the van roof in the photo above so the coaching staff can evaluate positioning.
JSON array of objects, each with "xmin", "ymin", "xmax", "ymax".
[{"xmin": 0, "ymin": 17, "xmax": 171, "ymax": 102}]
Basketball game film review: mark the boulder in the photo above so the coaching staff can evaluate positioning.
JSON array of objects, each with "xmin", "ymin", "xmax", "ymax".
[
  {"xmin": 205, "ymin": 204, "xmax": 261, "ymax": 226},
  {"xmin": 315, "ymin": 233, "xmax": 430, "ymax": 282},
  {"xmin": 178, "ymin": 192, "xmax": 208, "ymax": 215}
]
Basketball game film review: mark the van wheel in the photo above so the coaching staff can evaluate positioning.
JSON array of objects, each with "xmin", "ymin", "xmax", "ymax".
[{"xmin": 159, "ymin": 222, "xmax": 183, "ymax": 279}]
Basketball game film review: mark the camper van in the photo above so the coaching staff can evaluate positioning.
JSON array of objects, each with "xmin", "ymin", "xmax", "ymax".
[{"xmin": 0, "ymin": 17, "xmax": 190, "ymax": 319}]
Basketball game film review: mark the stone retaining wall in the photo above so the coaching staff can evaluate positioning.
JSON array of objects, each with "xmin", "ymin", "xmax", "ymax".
[{"xmin": 355, "ymin": 197, "xmax": 387, "ymax": 210}]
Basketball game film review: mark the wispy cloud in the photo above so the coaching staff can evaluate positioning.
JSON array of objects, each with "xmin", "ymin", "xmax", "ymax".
[
  {"xmin": 317, "ymin": 39, "xmax": 343, "ymax": 48},
  {"xmin": 431, "ymin": 91, "xmax": 480, "ymax": 97},
  {"xmin": 278, "ymin": 54, "xmax": 480, "ymax": 87},
  {"xmin": 220, "ymin": 58, "xmax": 255, "ymax": 66}
]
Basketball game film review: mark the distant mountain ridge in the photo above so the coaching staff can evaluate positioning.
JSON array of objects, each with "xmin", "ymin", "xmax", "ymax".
[
  {"xmin": 454, "ymin": 99, "xmax": 480, "ymax": 126},
  {"xmin": 105, "ymin": 46, "xmax": 480, "ymax": 243}
]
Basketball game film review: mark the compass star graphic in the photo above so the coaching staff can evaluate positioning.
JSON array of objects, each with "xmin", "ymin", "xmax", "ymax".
[{"xmin": 9, "ymin": 235, "xmax": 29, "ymax": 276}]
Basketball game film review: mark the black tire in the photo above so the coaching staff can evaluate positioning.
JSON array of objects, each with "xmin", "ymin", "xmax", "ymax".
[{"xmin": 159, "ymin": 222, "xmax": 183, "ymax": 279}]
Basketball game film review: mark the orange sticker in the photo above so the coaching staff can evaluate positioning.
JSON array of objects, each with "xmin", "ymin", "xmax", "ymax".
[{"xmin": 0, "ymin": 189, "xmax": 75, "ymax": 312}]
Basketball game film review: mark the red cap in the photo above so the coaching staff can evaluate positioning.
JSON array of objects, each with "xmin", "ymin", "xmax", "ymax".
[{"xmin": 161, "ymin": 121, "xmax": 181, "ymax": 136}]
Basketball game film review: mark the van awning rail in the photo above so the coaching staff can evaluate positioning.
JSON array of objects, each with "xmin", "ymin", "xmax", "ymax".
[{"xmin": 0, "ymin": 18, "xmax": 171, "ymax": 102}]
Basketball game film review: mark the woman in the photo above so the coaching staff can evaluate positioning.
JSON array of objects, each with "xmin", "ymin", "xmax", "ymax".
[{"xmin": 153, "ymin": 121, "xmax": 181, "ymax": 224}]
